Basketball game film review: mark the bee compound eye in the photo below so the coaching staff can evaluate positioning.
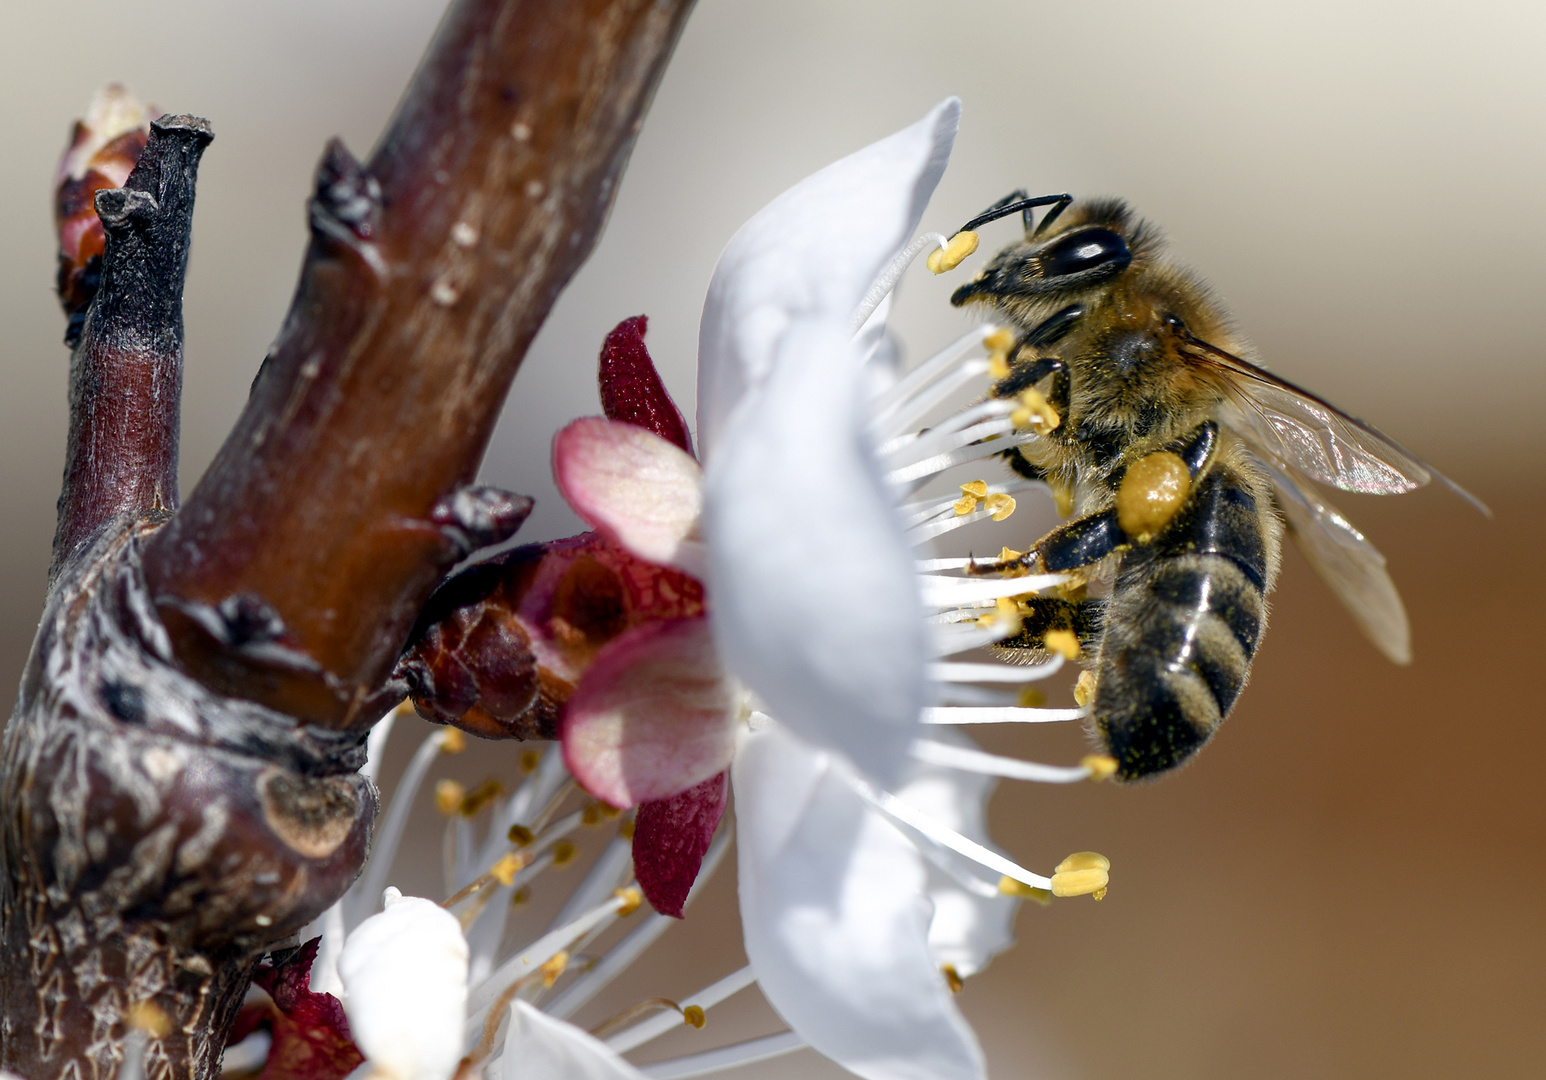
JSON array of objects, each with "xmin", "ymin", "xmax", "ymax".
[{"xmin": 1038, "ymin": 227, "xmax": 1130, "ymax": 278}]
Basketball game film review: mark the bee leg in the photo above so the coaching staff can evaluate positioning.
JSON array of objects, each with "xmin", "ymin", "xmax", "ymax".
[
  {"xmin": 996, "ymin": 595, "xmax": 1104, "ymax": 659},
  {"xmin": 1112, "ymin": 422, "xmax": 1219, "ymax": 543}
]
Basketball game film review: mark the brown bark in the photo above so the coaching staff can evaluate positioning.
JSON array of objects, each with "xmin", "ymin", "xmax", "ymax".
[
  {"xmin": 141, "ymin": 0, "xmax": 696, "ymax": 730},
  {"xmin": 1, "ymin": 1, "xmax": 696, "ymax": 1076}
]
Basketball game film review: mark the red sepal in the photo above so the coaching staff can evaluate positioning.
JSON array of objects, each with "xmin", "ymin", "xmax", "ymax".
[
  {"xmin": 599, "ymin": 316, "xmax": 695, "ymax": 457},
  {"xmin": 234, "ymin": 937, "xmax": 364, "ymax": 1080},
  {"xmin": 632, "ymin": 770, "xmax": 729, "ymax": 917}
]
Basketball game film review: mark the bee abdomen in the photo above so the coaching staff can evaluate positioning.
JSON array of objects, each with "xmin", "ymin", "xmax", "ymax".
[{"xmin": 1093, "ymin": 465, "xmax": 1274, "ymax": 779}]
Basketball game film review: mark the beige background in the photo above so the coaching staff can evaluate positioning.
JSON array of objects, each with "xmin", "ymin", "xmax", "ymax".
[{"xmin": 2, "ymin": 2, "xmax": 1543, "ymax": 1077}]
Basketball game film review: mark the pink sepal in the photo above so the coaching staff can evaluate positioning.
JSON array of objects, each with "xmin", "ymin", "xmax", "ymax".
[{"xmin": 561, "ymin": 616, "xmax": 736, "ymax": 808}]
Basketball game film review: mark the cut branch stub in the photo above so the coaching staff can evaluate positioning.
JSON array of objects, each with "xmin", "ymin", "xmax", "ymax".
[
  {"xmin": 52, "ymin": 115, "xmax": 211, "ymax": 577},
  {"xmin": 140, "ymin": 0, "xmax": 698, "ymax": 729}
]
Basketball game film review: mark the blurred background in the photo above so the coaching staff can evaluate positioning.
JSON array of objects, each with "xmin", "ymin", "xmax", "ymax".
[{"xmin": 2, "ymin": 1, "xmax": 1543, "ymax": 1077}]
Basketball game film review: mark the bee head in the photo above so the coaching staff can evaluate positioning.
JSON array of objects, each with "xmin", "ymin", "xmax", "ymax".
[{"xmin": 950, "ymin": 199, "xmax": 1146, "ymax": 311}]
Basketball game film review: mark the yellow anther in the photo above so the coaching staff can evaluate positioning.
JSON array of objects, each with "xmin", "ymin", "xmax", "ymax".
[
  {"xmin": 128, "ymin": 1001, "xmax": 171, "ymax": 1038},
  {"xmin": 983, "ymin": 327, "xmax": 1016, "ymax": 354},
  {"xmin": 998, "ymin": 546, "xmax": 1024, "ymax": 562},
  {"xmin": 507, "ymin": 823, "xmax": 535, "ymax": 847},
  {"xmin": 551, "ymin": 840, "xmax": 578, "ymax": 867},
  {"xmin": 1050, "ymin": 482, "xmax": 1075, "ymax": 518},
  {"xmin": 582, "ymin": 803, "xmax": 603, "ymax": 826},
  {"xmin": 961, "ymin": 480, "xmax": 990, "ymax": 499},
  {"xmin": 681, "ymin": 1005, "xmax": 707, "ymax": 1029},
  {"xmin": 1092, "ymin": 886, "xmax": 1108, "ymax": 901},
  {"xmin": 620, "ymin": 817, "xmax": 636, "ymax": 840},
  {"xmin": 440, "ymin": 728, "xmax": 466, "ymax": 754},
  {"xmin": 520, "ymin": 748, "xmax": 541, "ymax": 773},
  {"xmin": 926, "ymin": 230, "xmax": 980, "ymax": 274},
  {"xmin": 1016, "ymin": 686, "xmax": 1046, "ymax": 708},
  {"xmin": 458, "ymin": 778, "xmax": 504, "ymax": 817},
  {"xmin": 598, "ymin": 802, "xmax": 622, "ymax": 819},
  {"xmin": 941, "ymin": 964, "xmax": 965, "ymax": 994},
  {"xmin": 978, "ymin": 596, "xmax": 1023, "ymax": 636},
  {"xmin": 998, "ymin": 877, "xmax": 1053, "ymax": 905},
  {"xmin": 1051, "ymin": 851, "xmax": 1111, "ymax": 898},
  {"xmin": 1082, "ymin": 754, "xmax": 1119, "ymax": 782},
  {"xmin": 953, "ymin": 494, "xmax": 978, "ymax": 517},
  {"xmin": 434, "ymin": 779, "xmax": 466, "ymax": 816},
  {"xmin": 1116, "ymin": 450, "xmax": 1191, "ymax": 543},
  {"xmin": 614, "ymin": 886, "xmax": 643, "ymax": 917},
  {"xmin": 1045, "ymin": 629, "xmax": 1080, "ymax": 660},
  {"xmin": 987, "ymin": 354, "xmax": 1011, "ymax": 380},
  {"xmin": 490, "ymin": 853, "xmax": 524, "ymax": 887},
  {"xmin": 540, "ymin": 951, "xmax": 570, "ymax": 987},
  {"xmin": 1010, "ymin": 387, "xmax": 1060, "ymax": 434},
  {"xmin": 510, "ymin": 886, "xmax": 532, "ymax": 907},
  {"xmin": 1073, "ymin": 670, "xmax": 1097, "ymax": 707},
  {"xmin": 985, "ymin": 493, "xmax": 1016, "ymax": 521}
]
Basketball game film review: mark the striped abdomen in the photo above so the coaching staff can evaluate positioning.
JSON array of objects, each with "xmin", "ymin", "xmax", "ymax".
[{"xmin": 1093, "ymin": 461, "xmax": 1282, "ymax": 779}]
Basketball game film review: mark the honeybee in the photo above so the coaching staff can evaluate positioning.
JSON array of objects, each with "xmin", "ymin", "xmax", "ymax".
[{"xmin": 950, "ymin": 193, "xmax": 1483, "ymax": 780}]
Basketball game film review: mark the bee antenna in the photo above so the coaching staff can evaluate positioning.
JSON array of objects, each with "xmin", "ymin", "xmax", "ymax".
[{"xmin": 960, "ymin": 193, "xmax": 1073, "ymax": 237}]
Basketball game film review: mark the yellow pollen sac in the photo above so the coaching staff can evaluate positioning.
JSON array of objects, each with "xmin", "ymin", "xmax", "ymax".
[
  {"xmin": 983, "ymin": 327, "xmax": 1016, "ymax": 354},
  {"xmin": 490, "ymin": 853, "xmax": 525, "ymax": 887},
  {"xmin": 682, "ymin": 1005, "xmax": 707, "ymax": 1029},
  {"xmin": 439, "ymin": 728, "xmax": 466, "ymax": 754},
  {"xmin": 582, "ymin": 803, "xmax": 604, "ymax": 826},
  {"xmin": 1011, "ymin": 387, "xmax": 1060, "ymax": 435},
  {"xmin": 551, "ymin": 840, "xmax": 579, "ymax": 867},
  {"xmin": 1045, "ymin": 629, "xmax": 1080, "ymax": 660},
  {"xmin": 434, "ymin": 780, "xmax": 466, "ymax": 816},
  {"xmin": 520, "ymin": 748, "xmax": 541, "ymax": 773},
  {"xmin": 961, "ymin": 480, "xmax": 990, "ymax": 499},
  {"xmin": 977, "ymin": 596, "xmax": 1023, "ymax": 636},
  {"xmin": 510, "ymin": 886, "xmax": 532, "ymax": 907},
  {"xmin": 540, "ymin": 950, "xmax": 570, "ymax": 988},
  {"xmin": 941, "ymin": 964, "xmax": 965, "ymax": 994},
  {"xmin": 458, "ymin": 778, "xmax": 504, "ymax": 817},
  {"xmin": 614, "ymin": 886, "xmax": 643, "ymax": 917},
  {"xmin": 620, "ymin": 817, "xmax": 636, "ymax": 841},
  {"xmin": 1073, "ymin": 670, "xmax": 1097, "ymax": 707},
  {"xmin": 998, "ymin": 546, "xmax": 1024, "ymax": 562},
  {"xmin": 998, "ymin": 877, "xmax": 1053, "ymax": 905},
  {"xmin": 1050, "ymin": 481, "xmax": 1075, "ymax": 518},
  {"xmin": 128, "ymin": 1001, "xmax": 171, "ymax": 1038},
  {"xmin": 1081, "ymin": 754, "xmax": 1119, "ymax": 782},
  {"xmin": 1116, "ymin": 451, "xmax": 1191, "ymax": 543},
  {"xmin": 1051, "ymin": 852, "xmax": 1111, "ymax": 898},
  {"xmin": 507, "ymin": 823, "xmax": 535, "ymax": 847},
  {"xmin": 926, "ymin": 230, "xmax": 980, "ymax": 274},
  {"xmin": 985, "ymin": 493, "xmax": 1016, "ymax": 521},
  {"xmin": 953, "ymin": 494, "xmax": 978, "ymax": 517},
  {"xmin": 1017, "ymin": 686, "xmax": 1047, "ymax": 708},
  {"xmin": 987, "ymin": 354, "xmax": 1011, "ymax": 380}
]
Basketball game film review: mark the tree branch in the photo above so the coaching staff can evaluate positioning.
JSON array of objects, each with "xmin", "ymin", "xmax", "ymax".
[
  {"xmin": 52, "ymin": 115, "xmax": 210, "ymax": 575},
  {"xmin": 140, "ymin": 0, "xmax": 697, "ymax": 728}
]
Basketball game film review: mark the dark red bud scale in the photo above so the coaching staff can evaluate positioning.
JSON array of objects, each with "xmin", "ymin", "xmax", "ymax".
[
  {"xmin": 632, "ymin": 771, "xmax": 729, "ymax": 918},
  {"xmin": 598, "ymin": 315, "xmax": 695, "ymax": 456}
]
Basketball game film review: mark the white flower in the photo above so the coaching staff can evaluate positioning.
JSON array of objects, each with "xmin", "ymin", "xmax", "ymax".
[
  {"xmin": 554, "ymin": 100, "xmax": 1110, "ymax": 1080},
  {"xmin": 338, "ymin": 888, "xmax": 468, "ymax": 1080}
]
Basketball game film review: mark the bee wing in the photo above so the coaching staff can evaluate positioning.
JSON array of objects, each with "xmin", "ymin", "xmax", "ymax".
[
  {"xmin": 1255, "ymin": 457, "xmax": 1412, "ymax": 665},
  {"xmin": 1187, "ymin": 340, "xmax": 1487, "ymax": 512}
]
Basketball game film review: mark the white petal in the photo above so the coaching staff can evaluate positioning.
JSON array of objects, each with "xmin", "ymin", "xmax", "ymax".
[
  {"xmin": 490, "ymin": 999, "xmax": 648, "ymax": 1080},
  {"xmin": 705, "ymin": 320, "xmax": 924, "ymax": 784},
  {"xmin": 734, "ymin": 726, "xmax": 985, "ymax": 1080},
  {"xmin": 696, "ymin": 99, "xmax": 960, "ymax": 455},
  {"xmin": 892, "ymin": 729, "xmax": 1019, "ymax": 978},
  {"xmin": 338, "ymin": 890, "xmax": 469, "ymax": 1080}
]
